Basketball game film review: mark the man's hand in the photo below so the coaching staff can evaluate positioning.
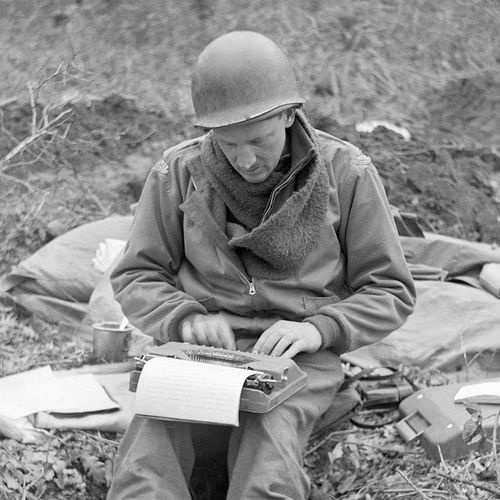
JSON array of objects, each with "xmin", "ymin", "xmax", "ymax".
[
  {"xmin": 252, "ymin": 320, "xmax": 322, "ymax": 358},
  {"xmin": 179, "ymin": 313, "xmax": 236, "ymax": 350}
]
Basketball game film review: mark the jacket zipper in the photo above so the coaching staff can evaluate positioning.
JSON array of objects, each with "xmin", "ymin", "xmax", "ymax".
[
  {"xmin": 248, "ymin": 277, "xmax": 256, "ymax": 295},
  {"xmin": 260, "ymin": 150, "xmax": 315, "ymax": 224},
  {"xmin": 260, "ymin": 174, "xmax": 296, "ymax": 223}
]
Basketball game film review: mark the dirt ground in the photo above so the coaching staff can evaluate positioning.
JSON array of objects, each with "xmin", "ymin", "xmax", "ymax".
[{"xmin": 1, "ymin": 81, "xmax": 499, "ymax": 276}]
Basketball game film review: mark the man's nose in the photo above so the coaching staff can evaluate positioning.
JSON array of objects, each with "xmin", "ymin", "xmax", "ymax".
[{"xmin": 236, "ymin": 147, "xmax": 256, "ymax": 169}]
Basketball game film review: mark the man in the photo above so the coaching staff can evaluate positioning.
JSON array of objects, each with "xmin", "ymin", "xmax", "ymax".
[{"xmin": 107, "ymin": 31, "xmax": 415, "ymax": 499}]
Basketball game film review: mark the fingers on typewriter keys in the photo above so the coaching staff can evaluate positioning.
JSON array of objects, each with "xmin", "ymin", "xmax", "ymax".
[
  {"xmin": 272, "ymin": 336, "xmax": 295, "ymax": 357},
  {"xmin": 180, "ymin": 312, "xmax": 236, "ymax": 349},
  {"xmin": 254, "ymin": 320, "xmax": 322, "ymax": 358},
  {"xmin": 254, "ymin": 320, "xmax": 323, "ymax": 358},
  {"xmin": 253, "ymin": 327, "xmax": 295, "ymax": 357}
]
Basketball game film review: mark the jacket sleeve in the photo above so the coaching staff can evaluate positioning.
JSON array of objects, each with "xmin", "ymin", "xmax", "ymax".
[
  {"xmin": 306, "ymin": 156, "xmax": 416, "ymax": 355},
  {"xmin": 110, "ymin": 163, "xmax": 206, "ymax": 343}
]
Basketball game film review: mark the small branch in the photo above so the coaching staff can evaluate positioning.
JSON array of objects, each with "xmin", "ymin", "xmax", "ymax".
[
  {"xmin": 305, "ymin": 435, "xmax": 420, "ymax": 458},
  {"xmin": 0, "ymin": 108, "xmax": 73, "ymax": 170},
  {"xmin": 494, "ymin": 411, "xmax": 500, "ymax": 488},
  {"xmin": 21, "ymin": 472, "xmax": 45, "ymax": 500},
  {"xmin": 437, "ymin": 444, "xmax": 451, "ymax": 473},
  {"xmin": 74, "ymin": 429, "xmax": 119, "ymax": 447},
  {"xmin": 60, "ymin": 157, "xmax": 109, "ymax": 216},
  {"xmin": 342, "ymin": 439, "xmax": 420, "ymax": 454},
  {"xmin": 382, "ymin": 487, "xmax": 464, "ymax": 500},
  {"xmin": 436, "ymin": 471, "xmax": 500, "ymax": 497},
  {"xmin": 0, "ymin": 172, "xmax": 36, "ymax": 192},
  {"xmin": 31, "ymin": 60, "xmax": 68, "ymax": 95},
  {"xmin": 0, "ymin": 442, "xmax": 32, "ymax": 474},
  {"xmin": 396, "ymin": 468, "xmax": 432, "ymax": 499},
  {"xmin": 20, "ymin": 191, "xmax": 49, "ymax": 227},
  {"xmin": 0, "ymin": 97, "xmax": 18, "ymax": 107},
  {"xmin": 305, "ymin": 429, "xmax": 345, "ymax": 457},
  {"xmin": 305, "ymin": 428, "xmax": 367, "ymax": 457},
  {"xmin": 42, "ymin": 103, "xmax": 49, "ymax": 129},
  {"xmin": 27, "ymin": 82, "xmax": 37, "ymax": 136}
]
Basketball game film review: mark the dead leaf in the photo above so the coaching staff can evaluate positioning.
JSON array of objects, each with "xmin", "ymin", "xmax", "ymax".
[
  {"xmin": 328, "ymin": 442, "xmax": 344, "ymax": 463},
  {"xmin": 462, "ymin": 416, "xmax": 485, "ymax": 445},
  {"xmin": 463, "ymin": 400, "xmax": 483, "ymax": 421}
]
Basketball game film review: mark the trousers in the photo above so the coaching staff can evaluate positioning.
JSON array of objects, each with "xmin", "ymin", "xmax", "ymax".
[{"xmin": 106, "ymin": 348, "xmax": 344, "ymax": 500}]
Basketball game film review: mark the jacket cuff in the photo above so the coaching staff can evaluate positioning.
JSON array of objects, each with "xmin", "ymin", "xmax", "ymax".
[
  {"xmin": 304, "ymin": 314, "xmax": 350, "ymax": 354},
  {"xmin": 163, "ymin": 301, "xmax": 207, "ymax": 343}
]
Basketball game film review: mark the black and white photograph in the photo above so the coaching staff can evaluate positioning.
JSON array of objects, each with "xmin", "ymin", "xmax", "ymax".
[{"xmin": 1, "ymin": 1, "xmax": 499, "ymax": 498}]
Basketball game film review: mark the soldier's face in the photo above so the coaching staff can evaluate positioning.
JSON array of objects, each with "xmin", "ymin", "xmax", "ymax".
[{"xmin": 213, "ymin": 112, "xmax": 290, "ymax": 184}]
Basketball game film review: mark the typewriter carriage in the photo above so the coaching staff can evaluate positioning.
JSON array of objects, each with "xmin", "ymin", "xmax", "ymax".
[{"xmin": 129, "ymin": 342, "xmax": 307, "ymax": 413}]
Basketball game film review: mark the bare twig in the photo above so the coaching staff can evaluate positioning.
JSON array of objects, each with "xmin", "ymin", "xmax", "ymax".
[
  {"xmin": 304, "ymin": 429, "xmax": 356, "ymax": 457},
  {"xmin": 458, "ymin": 311, "xmax": 482, "ymax": 380},
  {"xmin": 305, "ymin": 434, "xmax": 420, "ymax": 458},
  {"xmin": 60, "ymin": 157, "xmax": 109, "ymax": 216},
  {"xmin": 396, "ymin": 468, "xmax": 432, "ymax": 499},
  {"xmin": 343, "ymin": 439, "xmax": 420, "ymax": 454},
  {"xmin": 0, "ymin": 61, "xmax": 76, "ymax": 174},
  {"xmin": 0, "ymin": 97, "xmax": 18, "ymax": 108},
  {"xmin": 436, "ymin": 471, "xmax": 500, "ymax": 497},
  {"xmin": 27, "ymin": 82, "xmax": 37, "ymax": 136},
  {"xmin": 0, "ymin": 442, "xmax": 32, "ymax": 474},
  {"xmin": 0, "ymin": 107, "xmax": 73, "ymax": 170},
  {"xmin": 21, "ymin": 436, "xmax": 56, "ymax": 500},
  {"xmin": 0, "ymin": 109, "xmax": 19, "ymax": 142},
  {"xmin": 21, "ymin": 472, "xmax": 45, "ymax": 500},
  {"xmin": 437, "ymin": 444, "xmax": 452, "ymax": 475},
  {"xmin": 494, "ymin": 411, "xmax": 500, "ymax": 488},
  {"xmin": 74, "ymin": 429, "xmax": 120, "ymax": 447},
  {"xmin": 31, "ymin": 61, "xmax": 67, "ymax": 96},
  {"xmin": 0, "ymin": 171, "xmax": 36, "ymax": 192},
  {"xmin": 383, "ymin": 488, "xmax": 465, "ymax": 500},
  {"xmin": 6, "ymin": 133, "xmax": 58, "ymax": 170},
  {"xmin": 20, "ymin": 191, "xmax": 49, "ymax": 227}
]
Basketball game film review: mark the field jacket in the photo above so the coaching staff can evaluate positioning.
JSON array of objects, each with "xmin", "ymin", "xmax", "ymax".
[{"xmin": 111, "ymin": 117, "xmax": 416, "ymax": 355}]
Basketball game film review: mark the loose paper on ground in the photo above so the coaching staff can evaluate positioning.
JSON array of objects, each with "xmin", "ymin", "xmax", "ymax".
[
  {"xmin": 134, "ymin": 357, "xmax": 258, "ymax": 426},
  {"xmin": 0, "ymin": 366, "xmax": 77, "ymax": 419},
  {"xmin": 55, "ymin": 374, "xmax": 120, "ymax": 414},
  {"xmin": 0, "ymin": 366, "xmax": 120, "ymax": 419}
]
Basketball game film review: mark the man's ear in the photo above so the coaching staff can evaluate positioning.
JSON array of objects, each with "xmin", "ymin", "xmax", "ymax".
[{"xmin": 284, "ymin": 108, "xmax": 296, "ymax": 128}]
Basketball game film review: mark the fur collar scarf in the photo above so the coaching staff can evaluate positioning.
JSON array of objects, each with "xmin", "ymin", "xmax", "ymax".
[{"xmin": 189, "ymin": 111, "xmax": 329, "ymax": 280}]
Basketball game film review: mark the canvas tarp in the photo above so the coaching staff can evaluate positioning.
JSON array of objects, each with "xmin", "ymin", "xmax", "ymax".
[
  {"xmin": 0, "ymin": 215, "xmax": 133, "ymax": 334},
  {"xmin": 342, "ymin": 279, "xmax": 500, "ymax": 379},
  {"xmin": 2, "ymin": 215, "xmax": 500, "ymax": 376}
]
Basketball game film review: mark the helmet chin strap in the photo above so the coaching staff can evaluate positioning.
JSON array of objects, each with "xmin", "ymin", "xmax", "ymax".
[{"xmin": 285, "ymin": 108, "xmax": 297, "ymax": 128}]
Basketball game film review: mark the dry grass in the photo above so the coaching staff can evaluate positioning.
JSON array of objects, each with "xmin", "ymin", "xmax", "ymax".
[{"xmin": 1, "ymin": 0, "xmax": 499, "ymax": 128}]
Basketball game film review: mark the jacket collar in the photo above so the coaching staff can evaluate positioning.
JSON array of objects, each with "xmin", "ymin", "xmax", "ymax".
[
  {"xmin": 288, "ymin": 110, "xmax": 317, "ymax": 175},
  {"xmin": 181, "ymin": 111, "xmax": 329, "ymax": 280}
]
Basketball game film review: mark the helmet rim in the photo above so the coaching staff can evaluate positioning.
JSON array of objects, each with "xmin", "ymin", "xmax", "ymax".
[{"xmin": 191, "ymin": 31, "xmax": 304, "ymax": 129}]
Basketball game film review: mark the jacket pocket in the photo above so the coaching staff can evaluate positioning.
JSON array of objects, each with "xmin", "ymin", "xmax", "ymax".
[{"xmin": 303, "ymin": 295, "xmax": 341, "ymax": 316}]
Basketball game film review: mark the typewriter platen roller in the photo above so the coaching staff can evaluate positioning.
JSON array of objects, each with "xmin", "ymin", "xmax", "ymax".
[{"xmin": 129, "ymin": 342, "xmax": 308, "ymax": 413}]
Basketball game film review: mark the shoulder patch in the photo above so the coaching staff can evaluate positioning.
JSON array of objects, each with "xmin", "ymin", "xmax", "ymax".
[
  {"xmin": 154, "ymin": 159, "xmax": 170, "ymax": 174},
  {"xmin": 353, "ymin": 153, "xmax": 372, "ymax": 165}
]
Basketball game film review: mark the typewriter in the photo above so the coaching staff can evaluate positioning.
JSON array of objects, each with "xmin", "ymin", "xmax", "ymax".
[{"xmin": 129, "ymin": 342, "xmax": 308, "ymax": 413}]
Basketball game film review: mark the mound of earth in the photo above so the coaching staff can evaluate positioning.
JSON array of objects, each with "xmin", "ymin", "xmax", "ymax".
[
  {"xmin": 1, "ymin": 94, "xmax": 499, "ymax": 276},
  {"xmin": 0, "ymin": 95, "xmax": 189, "ymax": 273},
  {"xmin": 312, "ymin": 116, "xmax": 500, "ymax": 243}
]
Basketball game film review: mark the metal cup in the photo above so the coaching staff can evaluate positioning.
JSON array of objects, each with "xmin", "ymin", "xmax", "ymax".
[{"xmin": 92, "ymin": 321, "xmax": 133, "ymax": 362}]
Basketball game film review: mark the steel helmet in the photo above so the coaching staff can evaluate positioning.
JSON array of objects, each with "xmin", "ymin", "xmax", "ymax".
[{"xmin": 192, "ymin": 31, "xmax": 305, "ymax": 128}]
